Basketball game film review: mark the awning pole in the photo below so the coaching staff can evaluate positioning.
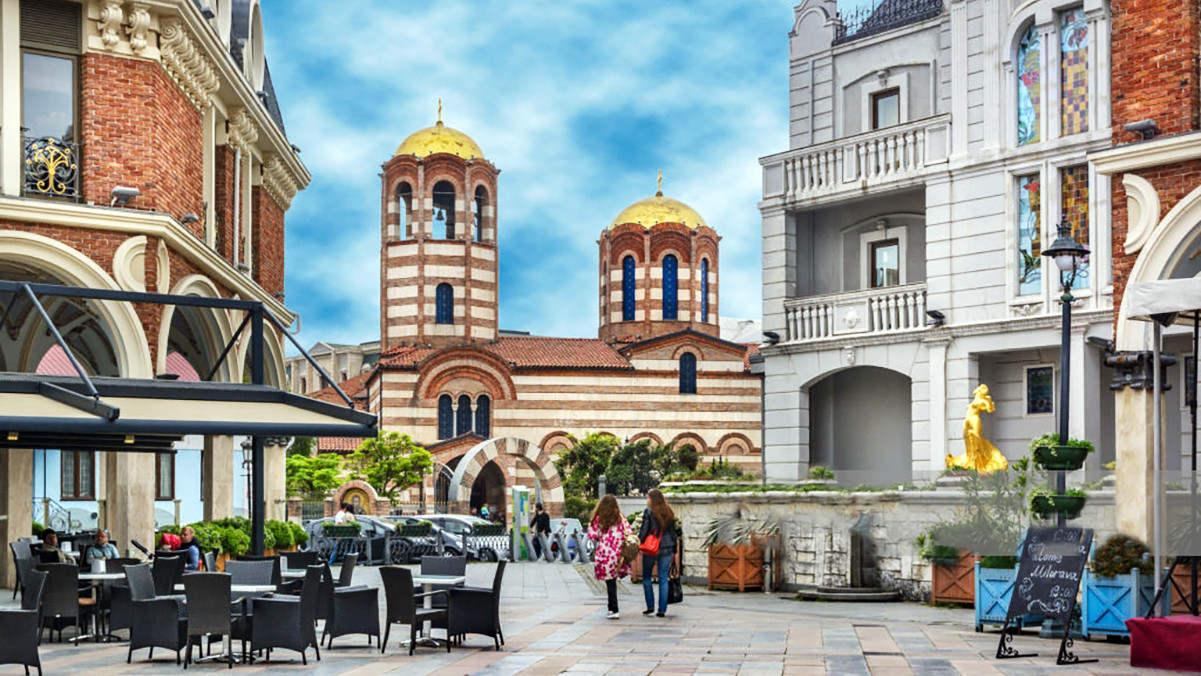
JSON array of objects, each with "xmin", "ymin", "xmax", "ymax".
[
  {"xmin": 205, "ymin": 312, "xmax": 252, "ymax": 382},
  {"xmin": 1155, "ymin": 322, "xmax": 1164, "ymax": 592},
  {"xmin": 22, "ymin": 283, "xmax": 99, "ymax": 398},
  {"xmin": 251, "ymin": 305, "xmax": 266, "ymax": 556},
  {"xmin": 266, "ymin": 312, "xmax": 356, "ymax": 408}
]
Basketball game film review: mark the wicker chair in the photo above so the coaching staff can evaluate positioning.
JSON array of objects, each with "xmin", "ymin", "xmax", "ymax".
[
  {"xmin": 0, "ymin": 568, "xmax": 47, "ymax": 675},
  {"xmin": 249, "ymin": 565, "xmax": 322, "ymax": 664},
  {"xmin": 419, "ymin": 555, "xmax": 466, "ymax": 608},
  {"xmin": 38, "ymin": 563, "xmax": 94, "ymax": 645},
  {"xmin": 317, "ymin": 559, "xmax": 379, "ymax": 649},
  {"xmin": 203, "ymin": 551, "xmax": 217, "ymax": 573},
  {"xmin": 151, "ymin": 555, "xmax": 185, "ymax": 597},
  {"xmin": 432, "ymin": 561, "xmax": 506, "ymax": 650},
  {"xmin": 9, "ymin": 540, "xmax": 30, "ymax": 599},
  {"xmin": 235, "ymin": 554, "xmax": 281, "ymax": 587},
  {"xmin": 125, "ymin": 563, "xmax": 187, "ymax": 665},
  {"xmin": 95, "ymin": 557, "xmax": 139, "ymax": 637},
  {"xmin": 182, "ymin": 573, "xmax": 234, "ymax": 669},
  {"xmin": 335, "ymin": 552, "xmax": 358, "ymax": 587},
  {"xmin": 225, "ymin": 560, "xmax": 274, "ymax": 587},
  {"xmin": 281, "ymin": 550, "xmax": 318, "ymax": 570},
  {"xmin": 379, "ymin": 566, "xmax": 450, "ymax": 655}
]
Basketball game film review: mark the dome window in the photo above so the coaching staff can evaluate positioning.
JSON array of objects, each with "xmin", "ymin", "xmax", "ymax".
[
  {"xmin": 474, "ymin": 186, "xmax": 488, "ymax": 242},
  {"xmin": 679, "ymin": 352, "xmax": 697, "ymax": 394},
  {"xmin": 435, "ymin": 283, "xmax": 454, "ymax": 324},
  {"xmin": 622, "ymin": 255, "xmax": 636, "ymax": 321},
  {"xmin": 433, "ymin": 181, "xmax": 456, "ymax": 239},
  {"xmin": 437, "ymin": 394, "xmax": 453, "ymax": 440},
  {"xmin": 397, "ymin": 182, "xmax": 413, "ymax": 239},
  {"xmin": 456, "ymin": 394, "xmax": 473, "ymax": 436},
  {"xmin": 663, "ymin": 255, "xmax": 678, "ymax": 320},
  {"xmin": 701, "ymin": 258, "xmax": 710, "ymax": 323},
  {"xmin": 475, "ymin": 395, "xmax": 491, "ymax": 437}
]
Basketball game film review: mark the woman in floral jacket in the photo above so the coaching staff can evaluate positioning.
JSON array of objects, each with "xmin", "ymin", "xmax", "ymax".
[{"xmin": 587, "ymin": 494, "xmax": 632, "ymax": 619}]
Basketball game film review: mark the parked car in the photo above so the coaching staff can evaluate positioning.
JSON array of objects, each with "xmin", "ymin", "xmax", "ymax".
[
  {"xmin": 423, "ymin": 515, "xmax": 510, "ymax": 562},
  {"xmin": 380, "ymin": 515, "xmax": 462, "ymax": 561},
  {"xmin": 302, "ymin": 515, "xmax": 394, "ymax": 565}
]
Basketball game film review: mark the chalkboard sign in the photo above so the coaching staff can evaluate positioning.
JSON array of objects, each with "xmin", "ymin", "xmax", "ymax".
[{"xmin": 1006, "ymin": 526, "xmax": 1093, "ymax": 623}]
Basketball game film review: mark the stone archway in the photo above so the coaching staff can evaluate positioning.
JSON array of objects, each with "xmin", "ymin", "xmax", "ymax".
[{"xmin": 446, "ymin": 437, "xmax": 565, "ymax": 517}]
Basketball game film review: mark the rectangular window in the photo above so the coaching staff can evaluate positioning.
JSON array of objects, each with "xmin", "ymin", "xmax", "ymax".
[
  {"xmin": 870, "ymin": 239, "xmax": 900, "ymax": 288},
  {"xmin": 1026, "ymin": 366, "xmax": 1055, "ymax": 415},
  {"xmin": 871, "ymin": 88, "xmax": 900, "ymax": 130},
  {"xmin": 155, "ymin": 453, "xmax": 175, "ymax": 501},
  {"xmin": 1059, "ymin": 8, "xmax": 1089, "ymax": 136},
  {"xmin": 22, "ymin": 51, "xmax": 79, "ymax": 199},
  {"xmin": 1017, "ymin": 174, "xmax": 1042, "ymax": 295},
  {"xmin": 61, "ymin": 450, "xmax": 94, "ymax": 499},
  {"xmin": 1016, "ymin": 24, "xmax": 1041, "ymax": 145},
  {"xmin": 1059, "ymin": 165, "xmax": 1090, "ymax": 290}
]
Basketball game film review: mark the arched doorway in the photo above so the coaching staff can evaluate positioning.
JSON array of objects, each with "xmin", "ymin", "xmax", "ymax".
[
  {"xmin": 808, "ymin": 366, "xmax": 912, "ymax": 485},
  {"xmin": 446, "ymin": 437, "xmax": 565, "ymax": 516},
  {"xmin": 470, "ymin": 460, "xmax": 506, "ymax": 517}
]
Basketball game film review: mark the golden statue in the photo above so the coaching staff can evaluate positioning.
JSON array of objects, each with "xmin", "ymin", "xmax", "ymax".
[{"xmin": 946, "ymin": 384, "xmax": 1009, "ymax": 473}]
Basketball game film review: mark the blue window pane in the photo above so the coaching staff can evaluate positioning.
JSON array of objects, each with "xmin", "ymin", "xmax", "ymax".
[
  {"xmin": 622, "ymin": 256, "xmax": 636, "ymax": 321},
  {"xmin": 436, "ymin": 283, "xmax": 453, "ymax": 324},
  {"xmin": 475, "ymin": 395, "xmax": 491, "ymax": 438},
  {"xmin": 456, "ymin": 395, "xmax": 472, "ymax": 436},
  {"xmin": 663, "ymin": 255, "xmax": 678, "ymax": 320},
  {"xmin": 437, "ymin": 395, "xmax": 453, "ymax": 440},
  {"xmin": 701, "ymin": 258, "xmax": 709, "ymax": 323},
  {"xmin": 679, "ymin": 353, "xmax": 697, "ymax": 394}
]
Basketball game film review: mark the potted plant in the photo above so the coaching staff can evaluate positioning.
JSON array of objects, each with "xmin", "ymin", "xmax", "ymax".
[
  {"xmin": 703, "ymin": 504, "xmax": 777, "ymax": 592},
  {"xmin": 974, "ymin": 554, "xmax": 1022, "ymax": 631},
  {"xmin": 1030, "ymin": 433, "xmax": 1094, "ymax": 471},
  {"xmin": 1082, "ymin": 535, "xmax": 1165, "ymax": 638},
  {"xmin": 1030, "ymin": 487, "xmax": 1087, "ymax": 520},
  {"xmin": 322, "ymin": 521, "xmax": 362, "ymax": 538},
  {"xmin": 921, "ymin": 523, "xmax": 980, "ymax": 605},
  {"xmin": 395, "ymin": 520, "xmax": 433, "ymax": 537}
]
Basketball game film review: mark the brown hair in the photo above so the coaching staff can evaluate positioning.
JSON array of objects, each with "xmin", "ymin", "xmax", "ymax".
[
  {"xmin": 591, "ymin": 494, "xmax": 622, "ymax": 531},
  {"xmin": 647, "ymin": 488, "xmax": 675, "ymax": 531}
]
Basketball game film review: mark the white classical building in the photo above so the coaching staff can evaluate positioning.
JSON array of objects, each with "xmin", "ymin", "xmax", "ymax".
[{"xmin": 760, "ymin": 0, "xmax": 1116, "ymax": 485}]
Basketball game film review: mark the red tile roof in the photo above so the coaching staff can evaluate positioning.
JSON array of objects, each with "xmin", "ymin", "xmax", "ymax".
[
  {"xmin": 317, "ymin": 436, "xmax": 365, "ymax": 453},
  {"xmin": 378, "ymin": 337, "xmax": 633, "ymax": 371},
  {"xmin": 311, "ymin": 371, "xmax": 370, "ymax": 406}
]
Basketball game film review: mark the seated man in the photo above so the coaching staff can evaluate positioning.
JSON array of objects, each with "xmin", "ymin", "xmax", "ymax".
[
  {"xmin": 171, "ymin": 525, "xmax": 202, "ymax": 571},
  {"xmin": 84, "ymin": 529, "xmax": 119, "ymax": 568},
  {"xmin": 38, "ymin": 528, "xmax": 72, "ymax": 564}
]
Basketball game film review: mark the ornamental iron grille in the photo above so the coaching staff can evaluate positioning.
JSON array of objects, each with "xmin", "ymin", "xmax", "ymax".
[
  {"xmin": 622, "ymin": 256, "xmax": 636, "ymax": 321},
  {"xmin": 663, "ymin": 255, "xmax": 678, "ymax": 320},
  {"xmin": 437, "ymin": 394, "xmax": 453, "ymax": 439},
  {"xmin": 475, "ymin": 394, "xmax": 491, "ymax": 437},
  {"xmin": 833, "ymin": 0, "xmax": 944, "ymax": 45},
  {"xmin": 23, "ymin": 136, "xmax": 80, "ymax": 199},
  {"xmin": 456, "ymin": 394, "xmax": 472, "ymax": 436},
  {"xmin": 701, "ymin": 258, "xmax": 710, "ymax": 323},
  {"xmin": 679, "ymin": 352, "xmax": 697, "ymax": 394}
]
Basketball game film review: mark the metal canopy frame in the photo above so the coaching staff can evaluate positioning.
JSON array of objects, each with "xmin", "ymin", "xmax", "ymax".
[{"xmin": 0, "ymin": 280, "xmax": 377, "ymax": 555}]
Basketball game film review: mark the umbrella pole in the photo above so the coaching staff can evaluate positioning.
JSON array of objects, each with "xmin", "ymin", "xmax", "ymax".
[{"xmin": 1154, "ymin": 322, "xmax": 1164, "ymax": 593}]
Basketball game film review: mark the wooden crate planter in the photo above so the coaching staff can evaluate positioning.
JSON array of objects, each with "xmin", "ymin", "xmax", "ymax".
[
  {"xmin": 1082, "ymin": 568, "xmax": 1167, "ymax": 639},
  {"xmin": 1170, "ymin": 565, "xmax": 1201, "ymax": 614},
  {"xmin": 975, "ymin": 563, "xmax": 1016, "ymax": 630},
  {"xmin": 707, "ymin": 543, "xmax": 764, "ymax": 592},
  {"xmin": 931, "ymin": 551, "xmax": 978, "ymax": 605}
]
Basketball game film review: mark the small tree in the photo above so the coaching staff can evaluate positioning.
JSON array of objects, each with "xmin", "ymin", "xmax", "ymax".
[
  {"xmin": 285, "ymin": 452, "xmax": 343, "ymax": 499},
  {"xmin": 348, "ymin": 431, "xmax": 433, "ymax": 499},
  {"xmin": 554, "ymin": 432, "xmax": 619, "ymax": 500},
  {"xmin": 287, "ymin": 436, "xmax": 315, "ymax": 457}
]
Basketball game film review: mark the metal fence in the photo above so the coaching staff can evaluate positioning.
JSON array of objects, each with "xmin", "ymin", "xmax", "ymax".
[
  {"xmin": 299, "ymin": 501, "xmax": 326, "ymax": 521},
  {"xmin": 833, "ymin": 0, "xmax": 943, "ymax": 44}
]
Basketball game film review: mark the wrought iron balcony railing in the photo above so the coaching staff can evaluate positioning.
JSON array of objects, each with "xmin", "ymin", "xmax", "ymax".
[
  {"xmin": 24, "ymin": 136, "xmax": 80, "ymax": 200},
  {"xmin": 834, "ymin": 0, "xmax": 944, "ymax": 45}
]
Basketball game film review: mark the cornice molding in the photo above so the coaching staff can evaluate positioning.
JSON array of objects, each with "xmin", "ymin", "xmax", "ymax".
[
  {"xmin": 227, "ymin": 106, "xmax": 260, "ymax": 153},
  {"xmin": 1091, "ymin": 132, "xmax": 1201, "ymax": 175},
  {"xmin": 159, "ymin": 17, "xmax": 220, "ymax": 111},
  {"xmin": 261, "ymin": 152, "xmax": 299, "ymax": 210}
]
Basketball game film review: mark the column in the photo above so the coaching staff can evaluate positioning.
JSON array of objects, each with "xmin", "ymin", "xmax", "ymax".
[
  {"xmin": 1042, "ymin": 23, "xmax": 1060, "ymax": 141},
  {"xmin": 980, "ymin": 0, "xmax": 1000, "ymax": 146},
  {"xmin": 1069, "ymin": 326, "xmax": 1087, "ymax": 440},
  {"xmin": 949, "ymin": 0, "xmax": 968, "ymax": 155},
  {"xmin": 202, "ymin": 435, "xmax": 234, "ymax": 521},
  {"xmin": 0, "ymin": 0, "xmax": 19, "ymax": 196},
  {"xmin": 927, "ymin": 338, "xmax": 951, "ymax": 469},
  {"xmin": 103, "ymin": 452, "xmax": 156, "ymax": 559},
  {"xmin": 1115, "ymin": 387, "xmax": 1157, "ymax": 542},
  {"xmin": 763, "ymin": 360, "xmax": 805, "ymax": 482},
  {"xmin": 0, "ymin": 449, "xmax": 33, "ymax": 588},
  {"xmin": 761, "ymin": 207, "xmax": 794, "ymax": 337},
  {"xmin": 263, "ymin": 440, "xmax": 288, "ymax": 522}
]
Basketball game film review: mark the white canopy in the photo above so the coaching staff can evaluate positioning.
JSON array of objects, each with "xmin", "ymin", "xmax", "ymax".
[{"xmin": 1127, "ymin": 278, "xmax": 1201, "ymax": 325}]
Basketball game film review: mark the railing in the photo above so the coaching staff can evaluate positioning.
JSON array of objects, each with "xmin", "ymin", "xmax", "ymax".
[
  {"xmin": 761, "ymin": 115, "xmax": 950, "ymax": 203},
  {"xmin": 783, "ymin": 282, "xmax": 928, "ymax": 342},
  {"xmin": 834, "ymin": 0, "xmax": 944, "ymax": 44},
  {"xmin": 23, "ymin": 136, "xmax": 80, "ymax": 200}
]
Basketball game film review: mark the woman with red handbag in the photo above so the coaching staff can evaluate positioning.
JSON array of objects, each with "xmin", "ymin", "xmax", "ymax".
[
  {"xmin": 639, "ymin": 488, "xmax": 677, "ymax": 617},
  {"xmin": 587, "ymin": 495, "xmax": 633, "ymax": 619}
]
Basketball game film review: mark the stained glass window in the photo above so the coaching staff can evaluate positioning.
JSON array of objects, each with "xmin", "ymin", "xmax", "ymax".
[
  {"xmin": 701, "ymin": 258, "xmax": 710, "ymax": 323},
  {"xmin": 1059, "ymin": 165, "xmax": 1090, "ymax": 290},
  {"xmin": 663, "ymin": 255, "xmax": 678, "ymax": 320},
  {"xmin": 1017, "ymin": 175, "xmax": 1042, "ymax": 295},
  {"xmin": 475, "ymin": 395, "xmax": 491, "ymax": 438},
  {"xmin": 622, "ymin": 256, "xmax": 636, "ymax": 321},
  {"xmin": 1060, "ymin": 8, "xmax": 1089, "ymax": 136},
  {"xmin": 456, "ymin": 394, "xmax": 472, "ymax": 436},
  {"xmin": 679, "ymin": 353, "xmax": 697, "ymax": 394},
  {"xmin": 437, "ymin": 395, "xmax": 453, "ymax": 440},
  {"xmin": 1016, "ymin": 24, "xmax": 1041, "ymax": 145},
  {"xmin": 435, "ymin": 283, "xmax": 453, "ymax": 324}
]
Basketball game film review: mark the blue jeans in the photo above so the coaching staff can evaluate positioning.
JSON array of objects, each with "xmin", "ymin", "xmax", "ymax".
[{"xmin": 642, "ymin": 551, "xmax": 673, "ymax": 613}]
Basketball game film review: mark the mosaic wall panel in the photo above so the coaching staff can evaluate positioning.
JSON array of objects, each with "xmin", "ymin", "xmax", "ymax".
[
  {"xmin": 1060, "ymin": 8, "xmax": 1089, "ymax": 136},
  {"xmin": 1059, "ymin": 164, "xmax": 1089, "ymax": 290},
  {"xmin": 1017, "ymin": 24, "xmax": 1041, "ymax": 145},
  {"xmin": 1017, "ymin": 174, "xmax": 1042, "ymax": 295}
]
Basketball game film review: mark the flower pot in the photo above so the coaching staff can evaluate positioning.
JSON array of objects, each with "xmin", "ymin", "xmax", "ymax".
[
  {"xmin": 1032, "ymin": 495, "xmax": 1087, "ymax": 520},
  {"xmin": 1082, "ymin": 568, "xmax": 1167, "ymax": 638},
  {"xmin": 707, "ymin": 542, "xmax": 764, "ymax": 592},
  {"xmin": 932, "ymin": 550, "xmax": 977, "ymax": 605},
  {"xmin": 975, "ymin": 562, "xmax": 1017, "ymax": 630},
  {"xmin": 1033, "ymin": 445, "xmax": 1090, "ymax": 471},
  {"xmin": 215, "ymin": 551, "xmax": 229, "ymax": 572}
]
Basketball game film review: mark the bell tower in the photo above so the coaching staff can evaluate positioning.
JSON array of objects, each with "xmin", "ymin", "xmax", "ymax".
[{"xmin": 380, "ymin": 105, "xmax": 500, "ymax": 350}]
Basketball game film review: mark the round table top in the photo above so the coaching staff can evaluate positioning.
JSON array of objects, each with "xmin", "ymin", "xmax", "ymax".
[{"xmin": 78, "ymin": 572, "xmax": 125, "ymax": 581}]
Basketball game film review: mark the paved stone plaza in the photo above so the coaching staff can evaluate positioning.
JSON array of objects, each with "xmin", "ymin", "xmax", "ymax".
[{"xmin": 2, "ymin": 563, "xmax": 1191, "ymax": 675}]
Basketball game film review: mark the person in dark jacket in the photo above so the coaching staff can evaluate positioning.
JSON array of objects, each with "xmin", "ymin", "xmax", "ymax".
[
  {"xmin": 530, "ymin": 502, "xmax": 551, "ymax": 558},
  {"xmin": 639, "ymin": 488, "xmax": 677, "ymax": 617},
  {"xmin": 172, "ymin": 525, "xmax": 202, "ymax": 570}
]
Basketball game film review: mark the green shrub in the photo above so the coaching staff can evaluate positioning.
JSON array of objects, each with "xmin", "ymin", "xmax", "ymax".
[
  {"xmin": 979, "ymin": 555, "xmax": 1019, "ymax": 569},
  {"xmin": 185, "ymin": 523, "xmax": 221, "ymax": 552},
  {"xmin": 809, "ymin": 465, "xmax": 835, "ymax": 481},
  {"xmin": 1030, "ymin": 433, "xmax": 1095, "ymax": 454},
  {"xmin": 217, "ymin": 526, "xmax": 251, "ymax": 557},
  {"xmin": 1092, "ymin": 534, "xmax": 1153, "ymax": 578},
  {"xmin": 288, "ymin": 521, "xmax": 308, "ymax": 546},
  {"xmin": 564, "ymin": 495, "xmax": 595, "ymax": 522},
  {"xmin": 265, "ymin": 520, "xmax": 293, "ymax": 549},
  {"xmin": 31, "ymin": 521, "xmax": 44, "ymax": 537}
]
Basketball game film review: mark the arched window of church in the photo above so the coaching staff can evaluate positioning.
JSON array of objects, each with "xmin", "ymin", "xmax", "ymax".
[
  {"xmin": 456, "ymin": 394, "xmax": 473, "ymax": 436},
  {"xmin": 397, "ymin": 182, "xmax": 413, "ymax": 238},
  {"xmin": 433, "ymin": 180, "xmax": 456, "ymax": 239},
  {"xmin": 435, "ymin": 283, "xmax": 453, "ymax": 324},
  {"xmin": 679, "ymin": 352, "xmax": 697, "ymax": 394},
  {"xmin": 474, "ymin": 186, "xmax": 488, "ymax": 242},
  {"xmin": 437, "ymin": 394, "xmax": 453, "ymax": 439},
  {"xmin": 662, "ymin": 255, "xmax": 678, "ymax": 320},
  {"xmin": 622, "ymin": 255, "xmax": 636, "ymax": 321},
  {"xmin": 475, "ymin": 395, "xmax": 491, "ymax": 438},
  {"xmin": 1016, "ymin": 23, "xmax": 1040, "ymax": 146},
  {"xmin": 700, "ymin": 258, "xmax": 710, "ymax": 323}
]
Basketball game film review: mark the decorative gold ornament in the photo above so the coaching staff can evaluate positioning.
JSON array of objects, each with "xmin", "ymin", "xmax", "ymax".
[
  {"xmin": 24, "ymin": 137, "xmax": 79, "ymax": 198},
  {"xmin": 946, "ymin": 384, "xmax": 1009, "ymax": 473},
  {"xmin": 610, "ymin": 180, "xmax": 708, "ymax": 230}
]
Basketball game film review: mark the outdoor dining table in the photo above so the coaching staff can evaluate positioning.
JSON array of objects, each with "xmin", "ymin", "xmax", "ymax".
[
  {"xmin": 173, "ymin": 583, "xmax": 277, "ymax": 594},
  {"xmin": 77, "ymin": 571, "xmax": 127, "ymax": 643},
  {"xmin": 410, "ymin": 574, "xmax": 466, "ymax": 646},
  {"xmin": 280, "ymin": 569, "xmax": 305, "ymax": 579}
]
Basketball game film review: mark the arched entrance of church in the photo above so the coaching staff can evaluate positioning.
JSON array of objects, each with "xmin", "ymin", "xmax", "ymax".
[
  {"xmin": 446, "ymin": 437, "xmax": 565, "ymax": 517},
  {"xmin": 470, "ymin": 460, "xmax": 506, "ymax": 517}
]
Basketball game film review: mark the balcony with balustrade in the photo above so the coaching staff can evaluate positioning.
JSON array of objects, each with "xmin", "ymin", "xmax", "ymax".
[
  {"xmin": 782, "ymin": 282, "xmax": 929, "ymax": 345},
  {"xmin": 761, "ymin": 114, "xmax": 950, "ymax": 207}
]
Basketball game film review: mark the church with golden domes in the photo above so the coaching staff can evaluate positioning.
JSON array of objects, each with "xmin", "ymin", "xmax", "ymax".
[{"xmin": 307, "ymin": 113, "xmax": 762, "ymax": 517}]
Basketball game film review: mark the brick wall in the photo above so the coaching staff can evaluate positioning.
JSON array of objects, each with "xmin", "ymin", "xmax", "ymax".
[
  {"xmin": 252, "ymin": 187, "xmax": 285, "ymax": 297},
  {"xmin": 80, "ymin": 53, "xmax": 204, "ymax": 230},
  {"xmin": 214, "ymin": 145, "xmax": 237, "ymax": 262},
  {"xmin": 1110, "ymin": 0, "xmax": 1200, "ymax": 138}
]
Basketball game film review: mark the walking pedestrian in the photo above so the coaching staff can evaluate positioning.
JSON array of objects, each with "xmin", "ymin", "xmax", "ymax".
[
  {"xmin": 639, "ymin": 488, "xmax": 676, "ymax": 617},
  {"xmin": 530, "ymin": 502, "xmax": 551, "ymax": 558},
  {"xmin": 587, "ymin": 494, "xmax": 632, "ymax": 619}
]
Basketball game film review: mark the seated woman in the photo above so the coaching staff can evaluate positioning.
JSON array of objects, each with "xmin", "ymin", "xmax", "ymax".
[{"xmin": 84, "ymin": 530, "xmax": 119, "ymax": 568}]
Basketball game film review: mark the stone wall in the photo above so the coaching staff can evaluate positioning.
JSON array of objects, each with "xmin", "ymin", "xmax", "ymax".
[{"xmin": 671, "ymin": 488, "xmax": 1116, "ymax": 601}]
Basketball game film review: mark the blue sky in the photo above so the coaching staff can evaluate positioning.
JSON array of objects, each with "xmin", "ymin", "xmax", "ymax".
[{"xmin": 261, "ymin": 1, "xmax": 796, "ymax": 351}]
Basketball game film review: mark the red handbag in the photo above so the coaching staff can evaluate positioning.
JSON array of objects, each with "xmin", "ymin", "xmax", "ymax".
[{"xmin": 639, "ymin": 530, "xmax": 661, "ymax": 556}]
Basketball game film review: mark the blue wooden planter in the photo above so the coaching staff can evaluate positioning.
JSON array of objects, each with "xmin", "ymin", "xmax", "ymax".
[
  {"xmin": 974, "ymin": 562, "xmax": 1044, "ymax": 632},
  {"xmin": 1082, "ymin": 568, "xmax": 1167, "ymax": 640}
]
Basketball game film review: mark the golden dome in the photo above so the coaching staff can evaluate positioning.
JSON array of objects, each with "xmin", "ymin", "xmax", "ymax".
[
  {"xmin": 394, "ymin": 120, "xmax": 484, "ymax": 160},
  {"xmin": 610, "ymin": 192, "xmax": 708, "ymax": 230}
]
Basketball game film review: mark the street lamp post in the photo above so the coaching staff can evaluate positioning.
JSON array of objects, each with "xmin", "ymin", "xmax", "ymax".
[{"xmin": 1042, "ymin": 217, "xmax": 1089, "ymax": 528}]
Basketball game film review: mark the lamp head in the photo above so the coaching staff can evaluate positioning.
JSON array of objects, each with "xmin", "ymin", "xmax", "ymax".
[{"xmin": 1042, "ymin": 216, "xmax": 1089, "ymax": 273}]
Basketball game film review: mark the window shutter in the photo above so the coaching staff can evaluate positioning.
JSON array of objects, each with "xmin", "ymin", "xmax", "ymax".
[{"xmin": 21, "ymin": 0, "xmax": 82, "ymax": 54}]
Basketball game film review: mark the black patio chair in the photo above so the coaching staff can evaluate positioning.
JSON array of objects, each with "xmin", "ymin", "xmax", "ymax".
[
  {"xmin": 14, "ymin": 556, "xmax": 37, "ymax": 606},
  {"xmin": 236, "ymin": 554, "xmax": 281, "ymax": 587},
  {"xmin": 203, "ymin": 551, "xmax": 217, "ymax": 573},
  {"xmin": 419, "ymin": 554, "xmax": 466, "ymax": 608},
  {"xmin": 9, "ymin": 540, "xmax": 31, "ymax": 599},
  {"xmin": 379, "ymin": 565, "xmax": 449, "ymax": 655},
  {"xmin": 335, "ymin": 552, "xmax": 358, "ymax": 587},
  {"xmin": 225, "ymin": 559, "xmax": 274, "ymax": 587},
  {"xmin": 125, "ymin": 563, "xmax": 187, "ymax": 665},
  {"xmin": 317, "ymin": 560, "xmax": 379, "ymax": 649},
  {"xmin": 95, "ymin": 557, "xmax": 139, "ymax": 637},
  {"xmin": 281, "ymin": 550, "xmax": 318, "ymax": 570},
  {"xmin": 38, "ymin": 563, "xmax": 94, "ymax": 645},
  {"xmin": 182, "ymin": 573, "xmax": 234, "ymax": 669},
  {"xmin": 151, "ymin": 555, "xmax": 185, "ymax": 597},
  {"xmin": 433, "ymin": 560, "xmax": 506, "ymax": 650},
  {"xmin": 0, "ymin": 568, "xmax": 47, "ymax": 675},
  {"xmin": 249, "ymin": 565, "xmax": 321, "ymax": 664}
]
